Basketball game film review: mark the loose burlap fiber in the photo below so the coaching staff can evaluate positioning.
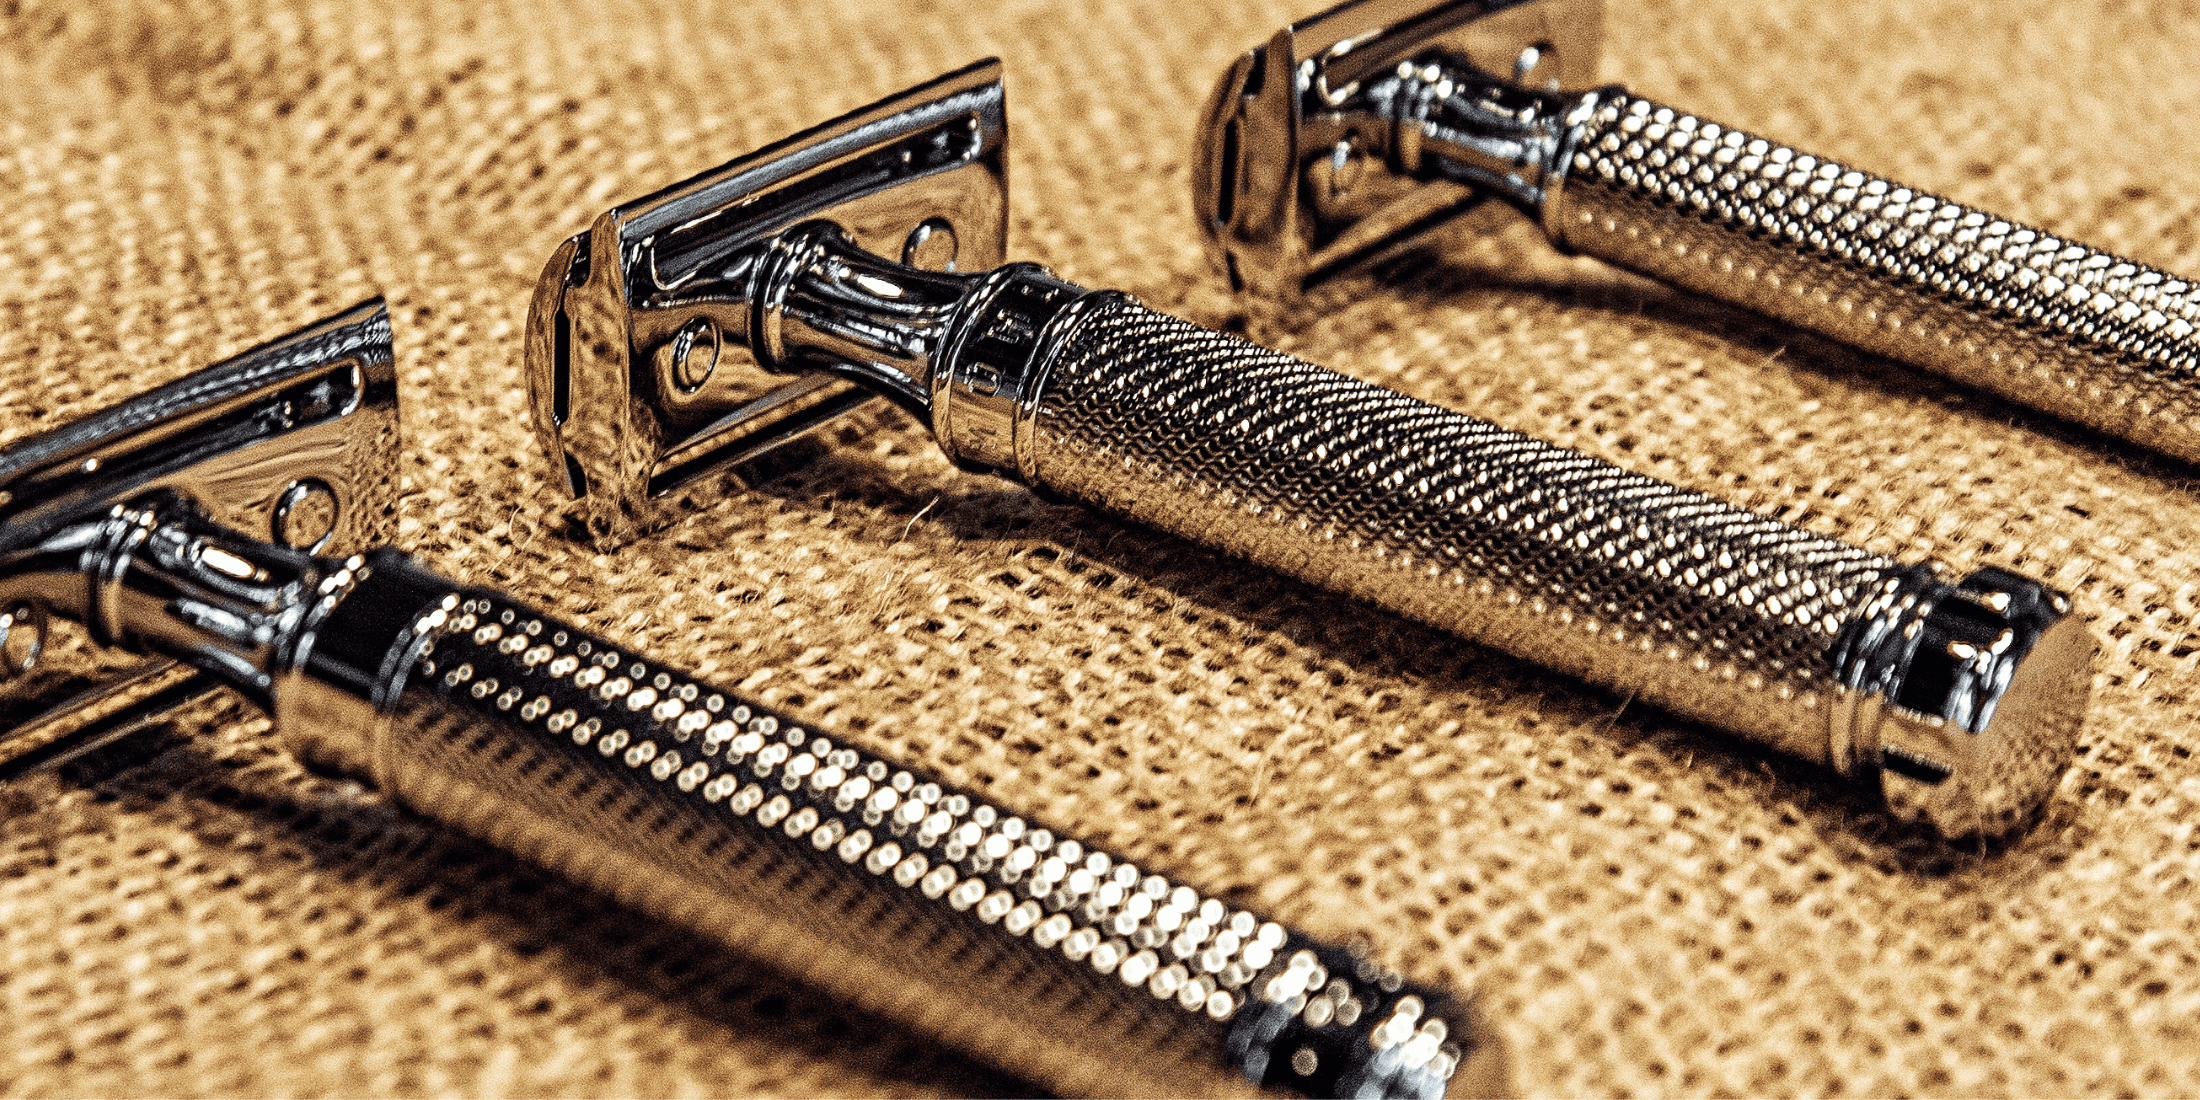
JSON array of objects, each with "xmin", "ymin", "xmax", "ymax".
[{"xmin": 5, "ymin": 0, "xmax": 2200, "ymax": 1095}]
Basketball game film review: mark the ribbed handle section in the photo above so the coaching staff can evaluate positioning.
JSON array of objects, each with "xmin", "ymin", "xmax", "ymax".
[
  {"xmin": 360, "ymin": 586, "xmax": 1474, "ymax": 1098},
  {"xmin": 1554, "ymin": 91, "xmax": 2200, "ymax": 461},
  {"xmin": 1025, "ymin": 299, "xmax": 1897, "ymax": 765}
]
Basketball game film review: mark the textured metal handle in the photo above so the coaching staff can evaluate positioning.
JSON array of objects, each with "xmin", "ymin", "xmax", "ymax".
[
  {"xmin": 1023, "ymin": 298, "xmax": 1890, "ymax": 765},
  {"xmin": 1186, "ymin": 49, "xmax": 2097, "ymax": 832},
  {"xmin": 312, "ymin": 553, "xmax": 1479, "ymax": 1099},
  {"xmin": 1552, "ymin": 90, "xmax": 2200, "ymax": 461}
]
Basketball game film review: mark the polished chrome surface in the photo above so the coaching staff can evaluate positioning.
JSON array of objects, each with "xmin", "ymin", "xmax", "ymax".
[
  {"xmin": 0, "ymin": 301, "xmax": 396, "ymax": 776},
  {"xmin": 538, "ymin": 68, "xmax": 2090, "ymax": 835},
  {"xmin": 1198, "ymin": 0, "xmax": 2200, "ymax": 465},
  {"xmin": 0, "ymin": 299, "xmax": 397, "ymax": 558},
  {"xmin": 0, "ymin": 600, "xmax": 44, "ymax": 681},
  {"xmin": 754, "ymin": 222, "xmax": 978, "ymax": 409},
  {"xmin": 1827, "ymin": 566, "xmax": 2091, "ymax": 836},
  {"xmin": 1194, "ymin": 0, "xmax": 1604, "ymax": 294},
  {"xmin": 525, "ymin": 59, "xmax": 1009, "ymax": 545}
]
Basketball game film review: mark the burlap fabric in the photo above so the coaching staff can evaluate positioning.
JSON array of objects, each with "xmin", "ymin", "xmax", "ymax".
[{"xmin": 4, "ymin": 0, "xmax": 2198, "ymax": 1095}]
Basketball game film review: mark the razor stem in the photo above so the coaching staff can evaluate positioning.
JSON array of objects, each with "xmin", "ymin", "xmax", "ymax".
[
  {"xmin": 4, "ymin": 492, "xmax": 1482, "ymax": 1098},
  {"xmin": 753, "ymin": 225, "xmax": 2087, "ymax": 837},
  {"xmin": 1349, "ymin": 51, "xmax": 2200, "ymax": 466}
]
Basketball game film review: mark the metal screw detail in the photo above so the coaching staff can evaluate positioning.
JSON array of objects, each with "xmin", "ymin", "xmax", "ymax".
[
  {"xmin": 0, "ymin": 602, "xmax": 44, "ymax": 680},
  {"xmin": 903, "ymin": 217, "xmax": 959, "ymax": 271},
  {"xmin": 273, "ymin": 479, "xmax": 341, "ymax": 552}
]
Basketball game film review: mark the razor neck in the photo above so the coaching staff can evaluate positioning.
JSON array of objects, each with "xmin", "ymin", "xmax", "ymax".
[
  {"xmin": 749, "ymin": 223, "xmax": 1102, "ymax": 482},
  {"xmin": 1313, "ymin": 50, "xmax": 1596, "ymax": 221},
  {"xmin": 0, "ymin": 490, "xmax": 467, "ymax": 778},
  {"xmin": 1, "ymin": 492, "xmax": 353, "ymax": 712},
  {"xmin": 750, "ymin": 222, "xmax": 981, "ymax": 418}
]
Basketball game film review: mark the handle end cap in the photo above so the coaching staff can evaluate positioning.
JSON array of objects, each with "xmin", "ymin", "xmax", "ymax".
[{"xmin": 1867, "ymin": 567, "xmax": 2093, "ymax": 838}]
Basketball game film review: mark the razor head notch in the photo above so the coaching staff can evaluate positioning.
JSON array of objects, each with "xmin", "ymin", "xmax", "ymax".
[
  {"xmin": 1196, "ymin": 0, "xmax": 1604, "ymax": 295},
  {"xmin": 527, "ymin": 58, "xmax": 1009, "ymax": 545}
]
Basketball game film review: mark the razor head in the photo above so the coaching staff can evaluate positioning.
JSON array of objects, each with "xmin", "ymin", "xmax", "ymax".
[
  {"xmin": 0, "ymin": 300, "xmax": 399, "ymax": 778},
  {"xmin": 526, "ymin": 58, "xmax": 1010, "ymax": 546},
  {"xmin": 0, "ymin": 299, "xmax": 399, "ymax": 558},
  {"xmin": 1196, "ymin": 0, "xmax": 1603, "ymax": 296}
]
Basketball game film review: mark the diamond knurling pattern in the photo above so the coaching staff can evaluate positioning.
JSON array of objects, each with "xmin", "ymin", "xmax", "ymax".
[
  {"xmin": 1029, "ymin": 298, "xmax": 1897, "ymax": 765},
  {"xmin": 1558, "ymin": 92, "xmax": 2200, "ymax": 461},
  {"xmin": 385, "ymin": 587, "xmax": 1462, "ymax": 1098}
]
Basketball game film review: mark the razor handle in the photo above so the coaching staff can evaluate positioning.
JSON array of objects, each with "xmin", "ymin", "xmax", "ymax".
[
  {"xmin": 907, "ymin": 258, "xmax": 2090, "ymax": 838},
  {"xmin": 1231, "ymin": 49, "xmax": 2200, "ymax": 463},
  {"xmin": 1551, "ymin": 90, "xmax": 2200, "ymax": 461},
  {"xmin": 59, "ymin": 493, "xmax": 1479, "ymax": 1100}
]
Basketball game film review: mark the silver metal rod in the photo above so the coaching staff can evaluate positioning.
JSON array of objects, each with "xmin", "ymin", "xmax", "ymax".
[
  {"xmin": 702, "ymin": 221, "xmax": 2090, "ymax": 840},
  {"xmin": 1547, "ymin": 86, "xmax": 2200, "ymax": 462}
]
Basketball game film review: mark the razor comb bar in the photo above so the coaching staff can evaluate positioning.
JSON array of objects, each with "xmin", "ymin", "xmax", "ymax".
[
  {"xmin": 0, "ymin": 311, "xmax": 1486, "ymax": 1100},
  {"xmin": 1198, "ymin": 0, "xmax": 2200, "ymax": 465},
  {"xmin": 530, "ymin": 63, "xmax": 2094, "ymax": 841}
]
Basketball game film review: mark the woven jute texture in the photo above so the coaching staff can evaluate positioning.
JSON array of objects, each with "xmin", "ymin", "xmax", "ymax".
[{"xmin": 5, "ymin": 0, "xmax": 2200, "ymax": 1095}]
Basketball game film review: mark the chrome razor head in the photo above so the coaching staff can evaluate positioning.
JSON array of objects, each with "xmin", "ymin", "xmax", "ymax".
[
  {"xmin": 525, "ymin": 58, "xmax": 1009, "ymax": 546},
  {"xmin": 0, "ymin": 300, "xmax": 398, "ymax": 778},
  {"xmin": 1195, "ymin": 0, "xmax": 1603, "ymax": 295}
]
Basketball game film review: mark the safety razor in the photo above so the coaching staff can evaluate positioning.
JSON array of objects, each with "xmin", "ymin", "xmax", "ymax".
[
  {"xmin": 0, "ymin": 303, "xmax": 1491, "ymax": 1099},
  {"xmin": 527, "ymin": 60, "xmax": 2092, "ymax": 840},
  {"xmin": 1195, "ymin": 0, "xmax": 2200, "ymax": 464}
]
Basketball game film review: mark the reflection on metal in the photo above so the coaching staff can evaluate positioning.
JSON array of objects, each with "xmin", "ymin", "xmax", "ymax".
[
  {"xmin": 0, "ymin": 300, "xmax": 397, "ymax": 777},
  {"xmin": 0, "ymin": 601, "xmax": 43, "ymax": 681},
  {"xmin": 273, "ymin": 478, "xmax": 342, "ymax": 551},
  {"xmin": 0, "ymin": 661, "xmax": 211, "ymax": 783},
  {"xmin": 903, "ymin": 216, "xmax": 960, "ymax": 271},
  {"xmin": 524, "ymin": 59, "xmax": 1010, "ymax": 544},
  {"xmin": 1193, "ymin": 0, "xmax": 1605, "ymax": 293}
]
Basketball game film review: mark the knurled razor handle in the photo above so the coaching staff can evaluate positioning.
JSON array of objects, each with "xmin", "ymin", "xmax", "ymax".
[
  {"xmin": 1197, "ymin": 8, "xmax": 2200, "ymax": 464},
  {"xmin": 1551, "ymin": 91, "xmax": 2200, "ymax": 460},
  {"xmin": 929, "ymin": 281, "xmax": 2091, "ymax": 839},
  {"xmin": 8, "ymin": 472, "xmax": 1492, "ymax": 1098},
  {"xmin": 329, "ymin": 553, "xmax": 1481, "ymax": 1099}
]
